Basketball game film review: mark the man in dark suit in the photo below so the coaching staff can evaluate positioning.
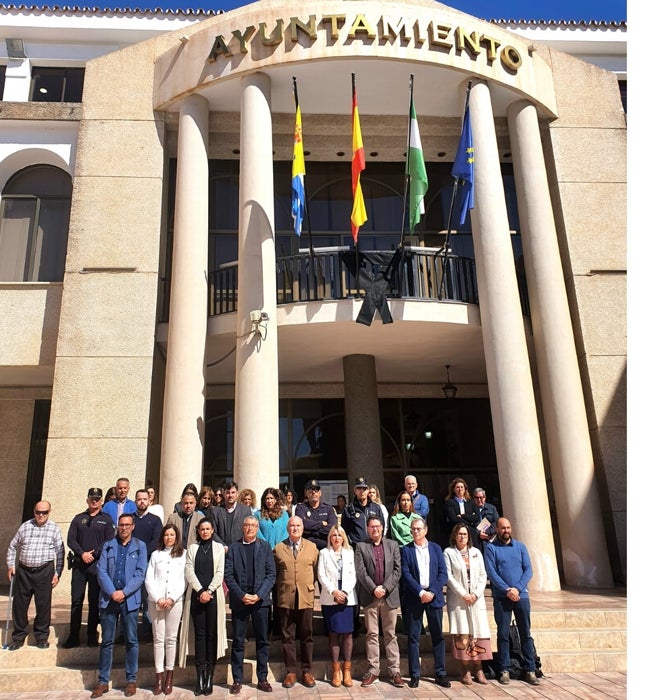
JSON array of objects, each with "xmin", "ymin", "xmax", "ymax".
[
  {"xmin": 213, "ymin": 481, "xmax": 253, "ymax": 551},
  {"xmin": 354, "ymin": 516, "xmax": 404, "ymax": 688},
  {"xmin": 224, "ymin": 516, "xmax": 276, "ymax": 695},
  {"xmin": 473, "ymin": 487, "xmax": 500, "ymax": 553},
  {"xmin": 273, "ymin": 516, "xmax": 319, "ymax": 689},
  {"xmin": 400, "ymin": 515, "xmax": 450, "ymax": 688}
]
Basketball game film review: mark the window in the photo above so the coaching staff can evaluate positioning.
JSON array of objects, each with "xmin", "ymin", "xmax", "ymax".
[
  {"xmin": 0, "ymin": 165, "xmax": 72, "ymax": 281},
  {"xmin": 30, "ymin": 67, "xmax": 84, "ymax": 102}
]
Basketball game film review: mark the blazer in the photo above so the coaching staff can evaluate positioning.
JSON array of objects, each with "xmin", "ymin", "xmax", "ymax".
[
  {"xmin": 443, "ymin": 546, "xmax": 490, "ymax": 638},
  {"xmin": 97, "ymin": 536, "xmax": 148, "ymax": 612},
  {"xmin": 317, "ymin": 546, "xmax": 357, "ymax": 607},
  {"xmin": 400, "ymin": 539, "xmax": 448, "ymax": 610},
  {"xmin": 354, "ymin": 537, "xmax": 401, "ymax": 609},
  {"xmin": 225, "ymin": 538, "xmax": 276, "ymax": 609},
  {"xmin": 178, "ymin": 540, "xmax": 227, "ymax": 667},
  {"xmin": 273, "ymin": 538, "xmax": 319, "ymax": 610},
  {"xmin": 213, "ymin": 503, "xmax": 253, "ymax": 546},
  {"xmin": 166, "ymin": 510, "xmax": 203, "ymax": 549},
  {"xmin": 476, "ymin": 501, "xmax": 500, "ymax": 538},
  {"xmin": 443, "ymin": 498, "xmax": 480, "ymax": 546}
]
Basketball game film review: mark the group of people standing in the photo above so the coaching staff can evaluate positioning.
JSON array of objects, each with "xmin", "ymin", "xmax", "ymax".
[{"xmin": 5, "ymin": 473, "xmax": 542, "ymax": 696}]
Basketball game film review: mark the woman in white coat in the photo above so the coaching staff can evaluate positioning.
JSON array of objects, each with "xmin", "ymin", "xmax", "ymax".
[
  {"xmin": 444, "ymin": 523, "xmax": 493, "ymax": 685},
  {"xmin": 317, "ymin": 525, "xmax": 357, "ymax": 688},
  {"xmin": 177, "ymin": 517, "xmax": 227, "ymax": 696},
  {"xmin": 145, "ymin": 523, "xmax": 186, "ymax": 695}
]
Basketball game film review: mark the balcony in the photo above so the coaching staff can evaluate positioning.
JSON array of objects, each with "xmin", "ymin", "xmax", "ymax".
[{"xmin": 196, "ymin": 247, "xmax": 478, "ymax": 319}]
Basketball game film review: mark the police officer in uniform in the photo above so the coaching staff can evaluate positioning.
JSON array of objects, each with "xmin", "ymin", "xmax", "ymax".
[
  {"xmin": 62, "ymin": 487, "xmax": 115, "ymax": 648},
  {"xmin": 294, "ymin": 479, "xmax": 338, "ymax": 550},
  {"xmin": 341, "ymin": 476, "xmax": 385, "ymax": 547}
]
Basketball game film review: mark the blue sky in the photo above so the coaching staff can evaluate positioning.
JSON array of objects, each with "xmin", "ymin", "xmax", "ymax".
[{"xmin": 148, "ymin": 0, "xmax": 626, "ymax": 22}]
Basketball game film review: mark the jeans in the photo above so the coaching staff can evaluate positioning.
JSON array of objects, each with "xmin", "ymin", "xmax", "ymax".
[
  {"xmin": 402, "ymin": 602, "xmax": 446, "ymax": 678},
  {"xmin": 493, "ymin": 596, "xmax": 536, "ymax": 673},
  {"xmin": 98, "ymin": 601, "xmax": 139, "ymax": 684},
  {"xmin": 230, "ymin": 603, "xmax": 270, "ymax": 683}
]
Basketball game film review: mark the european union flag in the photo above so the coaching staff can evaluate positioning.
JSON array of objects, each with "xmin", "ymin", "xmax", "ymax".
[{"xmin": 451, "ymin": 106, "xmax": 474, "ymax": 225}]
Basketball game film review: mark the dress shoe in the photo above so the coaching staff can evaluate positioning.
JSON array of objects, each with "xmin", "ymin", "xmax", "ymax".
[
  {"xmin": 499, "ymin": 671, "xmax": 511, "ymax": 685},
  {"xmin": 435, "ymin": 675, "xmax": 451, "ymax": 688},
  {"xmin": 229, "ymin": 682, "xmax": 242, "ymax": 695},
  {"xmin": 7, "ymin": 641, "xmax": 24, "ymax": 651},
  {"xmin": 461, "ymin": 670, "xmax": 473, "ymax": 685},
  {"xmin": 90, "ymin": 684, "xmax": 109, "ymax": 698},
  {"xmin": 36, "ymin": 640, "xmax": 50, "ymax": 649},
  {"xmin": 408, "ymin": 677, "xmax": 419, "ymax": 688},
  {"xmin": 125, "ymin": 682, "xmax": 137, "ymax": 697},
  {"xmin": 392, "ymin": 673, "xmax": 405, "ymax": 688},
  {"xmin": 524, "ymin": 671, "xmax": 541, "ymax": 686},
  {"xmin": 257, "ymin": 680, "xmax": 273, "ymax": 692},
  {"xmin": 475, "ymin": 668, "xmax": 488, "ymax": 684},
  {"xmin": 282, "ymin": 673, "xmax": 297, "ymax": 689},
  {"xmin": 302, "ymin": 672, "xmax": 316, "ymax": 688},
  {"xmin": 61, "ymin": 637, "xmax": 80, "ymax": 649},
  {"xmin": 361, "ymin": 672, "xmax": 379, "ymax": 687}
]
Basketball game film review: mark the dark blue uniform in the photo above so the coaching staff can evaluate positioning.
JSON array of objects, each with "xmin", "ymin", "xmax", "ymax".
[
  {"xmin": 341, "ymin": 498, "xmax": 385, "ymax": 546},
  {"xmin": 66, "ymin": 509, "xmax": 115, "ymax": 646},
  {"xmin": 294, "ymin": 501, "xmax": 337, "ymax": 550}
]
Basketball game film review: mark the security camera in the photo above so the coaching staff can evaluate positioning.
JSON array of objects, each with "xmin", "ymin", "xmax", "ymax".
[{"xmin": 259, "ymin": 312, "xmax": 269, "ymax": 322}]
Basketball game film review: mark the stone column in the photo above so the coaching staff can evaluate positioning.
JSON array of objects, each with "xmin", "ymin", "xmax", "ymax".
[
  {"xmin": 343, "ymin": 354, "xmax": 384, "ymax": 495},
  {"xmin": 507, "ymin": 100, "xmax": 614, "ymax": 587},
  {"xmin": 233, "ymin": 73, "xmax": 279, "ymax": 499},
  {"xmin": 159, "ymin": 95, "xmax": 209, "ymax": 516},
  {"xmin": 468, "ymin": 82, "xmax": 560, "ymax": 590}
]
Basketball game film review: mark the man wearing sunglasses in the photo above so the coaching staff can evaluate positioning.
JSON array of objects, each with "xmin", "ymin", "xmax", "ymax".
[
  {"xmin": 6, "ymin": 500, "xmax": 65, "ymax": 651},
  {"xmin": 62, "ymin": 487, "xmax": 116, "ymax": 649}
]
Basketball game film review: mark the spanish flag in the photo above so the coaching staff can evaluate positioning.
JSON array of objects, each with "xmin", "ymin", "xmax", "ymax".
[{"xmin": 351, "ymin": 74, "xmax": 367, "ymax": 243}]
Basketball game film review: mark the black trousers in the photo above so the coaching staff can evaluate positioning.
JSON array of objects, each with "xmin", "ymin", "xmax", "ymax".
[
  {"xmin": 12, "ymin": 562, "xmax": 54, "ymax": 643},
  {"xmin": 190, "ymin": 593, "xmax": 217, "ymax": 670},
  {"xmin": 69, "ymin": 565, "xmax": 100, "ymax": 642}
]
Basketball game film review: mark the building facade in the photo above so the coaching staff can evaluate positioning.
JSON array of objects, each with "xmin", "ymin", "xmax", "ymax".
[{"xmin": 0, "ymin": 0, "xmax": 626, "ymax": 592}]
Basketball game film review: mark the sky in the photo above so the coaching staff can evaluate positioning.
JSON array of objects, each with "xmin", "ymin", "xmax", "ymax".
[{"xmin": 144, "ymin": 0, "xmax": 627, "ymax": 22}]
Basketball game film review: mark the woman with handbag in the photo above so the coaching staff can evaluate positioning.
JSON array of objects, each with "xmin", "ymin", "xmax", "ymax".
[{"xmin": 443, "ymin": 523, "xmax": 493, "ymax": 685}]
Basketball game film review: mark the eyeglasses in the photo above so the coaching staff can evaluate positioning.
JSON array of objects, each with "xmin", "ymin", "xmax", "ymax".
[
  {"xmin": 410, "ymin": 526, "xmax": 425, "ymax": 531},
  {"xmin": 88, "ymin": 498, "xmax": 101, "ymax": 502},
  {"xmin": 34, "ymin": 510, "xmax": 49, "ymax": 515}
]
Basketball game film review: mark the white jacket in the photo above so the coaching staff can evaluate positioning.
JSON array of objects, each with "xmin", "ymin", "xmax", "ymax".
[
  {"xmin": 443, "ymin": 545, "xmax": 491, "ymax": 639},
  {"xmin": 145, "ymin": 548, "xmax": 186, "ymax": 604},
  {"xmin": 317, "ymin": 546, "xmax": 357, "ymax": 606}
]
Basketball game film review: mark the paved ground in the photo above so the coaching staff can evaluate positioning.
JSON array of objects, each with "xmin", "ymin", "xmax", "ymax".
[{"xmin": 0, "ymin": 671, "xmax": 631, "ymax": 699}]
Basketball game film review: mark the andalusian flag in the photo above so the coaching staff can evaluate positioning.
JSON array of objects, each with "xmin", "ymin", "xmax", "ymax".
[
  {"xmin": 451, "ymin": 105, "xmax": 475, "ymax": 225},
  {"xmin": 351, "ymin": 75, "xmax": 367, "ymax": 243},
  {"xmin": 407, "ymin": 96, "xmax": 428, "ymax": 233},
  {"xmin": 291, "ymin": 101, "xmax": 306, "ymax": 237}
]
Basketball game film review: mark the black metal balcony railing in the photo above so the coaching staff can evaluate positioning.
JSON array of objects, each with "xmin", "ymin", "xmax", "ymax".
[{"xmin": 159, "ymin": 247, "xmax": 482, "ymax": 322}]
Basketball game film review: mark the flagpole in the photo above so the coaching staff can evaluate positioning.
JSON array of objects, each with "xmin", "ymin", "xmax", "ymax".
[
  {"xmin": 439, "ymin": 80, "xmax": 472, "ymax": 299},
  {"xmin": 352, "ymin": 73, "xmax": 360, "ymax": 297},
  {"xmin": 400, "ymin": 74, "xmax": 414, "ymax": 249}
]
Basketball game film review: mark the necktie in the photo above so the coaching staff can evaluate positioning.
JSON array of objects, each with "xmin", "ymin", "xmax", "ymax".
[{"xmin": 292, "ymin": 542, "xmax": 298, "ymax": 559}]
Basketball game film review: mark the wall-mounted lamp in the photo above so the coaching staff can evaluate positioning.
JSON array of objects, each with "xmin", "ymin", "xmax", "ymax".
[
  {"xmin": 250, "ymin": 309, "xmax": 269, "ymax": 337},
  {"xmin": 179, "ymin": 35, "xmax": 190, "ymax": 44},
  {"xmin": 5, "ymin": 38, "xmax": 26, "ymax": 59},
  {"xmin": 442, "ymin": 364, "xmax": 458, "ymax": 399}
]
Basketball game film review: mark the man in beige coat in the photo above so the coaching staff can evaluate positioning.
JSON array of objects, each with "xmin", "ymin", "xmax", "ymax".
[{"xmin": 273, "ymin": 516, "xmax": 319, "ymax": 689}]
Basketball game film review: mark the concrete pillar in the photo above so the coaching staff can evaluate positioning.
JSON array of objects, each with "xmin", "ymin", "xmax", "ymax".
[
  {"xmin": 159, "ymin": 95, "xmax": 209, "ymax": 516},
  {"xmin": 468, "ymin": 82, "xmax": 560, "ymax": 591},
  {"xmin": 343, "ymin": 354, "xmax": 384, "ymax": 494},
  {"xmin": 233, "ymin": 73, "xmax": 279, "ymax": 499},
  {"xmin": 507, "ymin": 100, "xmax": 614, "ymax": 587}
]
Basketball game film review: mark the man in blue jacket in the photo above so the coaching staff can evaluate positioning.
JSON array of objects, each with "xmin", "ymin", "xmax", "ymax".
[
  {"xmin": 484, "ymin": 517, "xmax": 540, "ymax": 686},
  {"xmin": 400, "ymin": 516, "xmax": 450, "ymax": 689},
  {"xmin": 91, "ymin": 512, "xmax": 147, "ymax": 699},
  {"xmin": 224, "ymin": 516, "xmax": 276, "ymax": 695}
]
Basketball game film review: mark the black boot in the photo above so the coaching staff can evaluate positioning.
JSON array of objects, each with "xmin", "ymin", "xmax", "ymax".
[
  {"xmin": 203, "ymin": 666, "xmax": 214, "ymax": 696},
  {"xmin": 194, "ymin": 666, "xmax": 205, "ymax": 696}
]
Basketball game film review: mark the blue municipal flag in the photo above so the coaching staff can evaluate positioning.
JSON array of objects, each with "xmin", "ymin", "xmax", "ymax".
[
  {"xmin": 451, "ymin": 106, "xmax": 474, "ymax": 225},
  {"xmin": 291, "ymin": 103, "xmax": 306, "ymax": 236}
]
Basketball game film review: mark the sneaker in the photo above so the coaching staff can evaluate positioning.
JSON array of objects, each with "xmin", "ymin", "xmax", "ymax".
[
  {"xmin": 524, "ymin": 671, "xmax": 541, "ymax": 685},
  {"xmin": 499, "ymin": 671, "xmax": 511, "ymax": 685}
]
